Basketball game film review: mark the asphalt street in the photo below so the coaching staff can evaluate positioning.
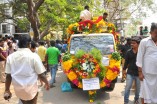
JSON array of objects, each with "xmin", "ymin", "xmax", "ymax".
[{"xmin": 0, "ymin": 68, "xmax": 138, "ymax": 104}]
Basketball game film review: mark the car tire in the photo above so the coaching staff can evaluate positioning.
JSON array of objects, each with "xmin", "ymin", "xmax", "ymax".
[{"xmin": 102, "ymin": 83, "xmax": 116, "ymax": 92}]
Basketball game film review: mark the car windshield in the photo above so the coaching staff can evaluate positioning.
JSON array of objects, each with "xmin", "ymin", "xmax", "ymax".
[{"xmin": 70, "ymin": 35, "xmax": 115, "ymax": 55}]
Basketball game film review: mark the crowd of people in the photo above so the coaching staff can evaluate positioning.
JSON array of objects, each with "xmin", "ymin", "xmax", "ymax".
[
  {"xmin": 0, "ymin": 34, "xmax": 67, "ymax": 104},
  {"xmin": 118, "ymin": 23, "xmax": 157, "ymax": 104},
  {"xmin": 0, "ymin": 35, "xmax": 18, "ymax": 83},
  {"xmin": 138, "ymin": 26, "xmax": 149, "ymax": 36}
]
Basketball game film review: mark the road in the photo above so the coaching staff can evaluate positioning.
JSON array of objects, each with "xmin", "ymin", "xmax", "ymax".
[{"xmin": 0, "ymin": 68, "xmax": 138, "ymax": 104}]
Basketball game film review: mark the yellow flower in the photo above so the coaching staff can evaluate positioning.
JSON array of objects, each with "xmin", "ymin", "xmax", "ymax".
[
  {"xmin": 67, "ymin": 71, "xmax": 77, "ymax": 81},
  {"xmin": 66, "ymin": 28, "xmax": 74, "ymax": 34},
  {"xmin": 74, "ymin": 23, "xmax": 79, "ymax": 27},
  {"xmin": 99, "ymin": 29, "xmax": 102, "ymax": 33},
  {"xmin": 97, "ymin": 20, "xmax": 104, "ymax": 27},
  {"xmin": 89, "ymin": 91, "xmax": 94, "ymax": 95},
  {"xmin": 69, "ymin": 24, "xmax": 74, "ymax": 30},
  {"xmin": 106, "ymin": 70, "xmax": 116, "ymax": 80},
  {"xmin": 78, "ymin": 82, "xmax": 83, "ymax": 88},
  {"xmin": 108, "ymin": 23, "xmax": 113, "ymax": 27},
  {"xmin": 93, "ymin": 17, "xmax": 98, "ymax": 20},
  {"xmin": 66, "ymin": 28, "xmax": 70, "ymax": 34},
  {"xmin": 89, "ymin": 90, "xmax": 96, "ymax": 95},
  {"xmin": 109, "ymin": 59, "xmax": 121, "ymax": 69},
  {"xmin": 62, "ymin": 59, "xmax": 73, "ymax": 72},
  {"xmin": 93, "ymin": 69, "xmax": 96, "ymax": 73},
  {"xmin": 91, "ymin": 74, "xmax": 96, "ymax": 78},
  {"xmin": 89, "ymin": 99, "xmax": 94, "ymax": 103},
  {"xmin": 100, "ymin": 81, "xmax": 106, "ymax": 88}
]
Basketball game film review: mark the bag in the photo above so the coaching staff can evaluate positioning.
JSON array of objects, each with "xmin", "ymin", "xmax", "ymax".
[{"xmin": 61, "ymin": 82, "xmax": 73, "ymax": 92}]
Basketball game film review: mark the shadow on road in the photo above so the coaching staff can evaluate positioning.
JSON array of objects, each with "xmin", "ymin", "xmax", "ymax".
[{"xmin": 40, "ymin": 70, "xmax": 110, "ymax": 104}]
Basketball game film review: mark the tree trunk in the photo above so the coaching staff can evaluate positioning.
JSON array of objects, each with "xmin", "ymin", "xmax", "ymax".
[
  {"xmin": 31, "ymin": 18, "xmax": 40, "ymax": 41},
  {"xmin": 26, "ymin": 0, "xmax": 45, "ymax": 41},
  {"xmin": 40, "ymin": 20, "xmax": 53, "ymax": 39}
]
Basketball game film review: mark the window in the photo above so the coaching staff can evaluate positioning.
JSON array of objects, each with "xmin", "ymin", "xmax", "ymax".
[
  {"xmin": 70, "ymin": 35, "xmax": 115, "ymax": 55},
  {"xmin": 2, "ymin": 24, "xmax": 10, "ymax": 33},
  {"xmin": 2, "ymin": 24, "xmax": 7, "ymax": 33},
  {"xmin": 4, "ymin": 8, "xmax": 11, "ymax": 17}
]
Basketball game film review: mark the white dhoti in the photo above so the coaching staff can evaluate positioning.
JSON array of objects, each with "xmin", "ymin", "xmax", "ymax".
[
  {"xmin": 140, "ymin": 74, "xmax": 157, "ymax": 103},
  {"xmin": 136, "ymin": 37, "xmax": 157, "ymax": 104}
]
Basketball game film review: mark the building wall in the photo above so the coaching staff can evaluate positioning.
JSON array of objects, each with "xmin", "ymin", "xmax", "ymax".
[{"xmin": 0, "ymin": 0, "xmax": 15, "ymax": 37}]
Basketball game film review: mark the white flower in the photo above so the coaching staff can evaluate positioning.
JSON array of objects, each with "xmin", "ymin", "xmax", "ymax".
[{"xmin": 82, "ymin": 63, "xmax": 87, "ymax": 70}]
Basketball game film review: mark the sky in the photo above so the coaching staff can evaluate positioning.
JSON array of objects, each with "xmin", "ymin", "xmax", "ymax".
[
  {"xmin": 143, "ymin": 14, "xmax": 157, "ymax": 26},
  {"xmin": 142, "ymin": 0, "xmax": 157, "ymax": 26}
]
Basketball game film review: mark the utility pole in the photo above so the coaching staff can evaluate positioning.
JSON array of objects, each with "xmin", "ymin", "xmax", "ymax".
[{"xmin": 119, "ymin": 0, "xmax": 124, "ymax": 36}]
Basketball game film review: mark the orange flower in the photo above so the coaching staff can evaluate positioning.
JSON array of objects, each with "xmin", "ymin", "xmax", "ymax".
[
  {"xmin": 106, "ymin": 70, "xmax": 117, "ymax": 80},
  {"xmin": 100, "ymin": 81, "xmax": 106, "ymax": 88},
  {"xmin": 69, "ymin": 24, "xmax": 74, "ymax": 30},
  {"xmin": 89, "ymin": 90, "xmax": 96, "ymax": 95},
  {"xmin": 78, "ymin": 82, "xmax": 83, "ymax": 88},
  {"xmin": 67, "ymin": 71, "xmax": 77, "ymax": 81}
]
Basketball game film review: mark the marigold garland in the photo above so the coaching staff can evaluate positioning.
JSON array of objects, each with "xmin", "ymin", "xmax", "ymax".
[
  {"xmin": 62, "ymin": 49, "xmax": 121, "ymax": 102},
  {"xmin": 66, "ymin": 16, "xmax": 120, "ymax": 44}
]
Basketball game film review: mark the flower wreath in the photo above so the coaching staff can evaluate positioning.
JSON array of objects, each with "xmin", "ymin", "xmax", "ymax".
[
  {"xmin": 66, "ymin": 16, "xmax": 120, "ymax": 44},
  {"xmin": 62, "ymin": 49, "xmax": 121, "ymax": 102}
]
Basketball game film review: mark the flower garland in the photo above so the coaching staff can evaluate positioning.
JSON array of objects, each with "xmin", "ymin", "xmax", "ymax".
[
  {"xmin": 66, "ymin": 16, "xmax": 120, "ymax": 43},
  {"xmin": 62, "ymin": 49, "xmax": 121, "ymax": 102}
]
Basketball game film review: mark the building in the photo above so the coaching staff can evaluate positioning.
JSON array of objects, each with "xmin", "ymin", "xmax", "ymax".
[
  {"xmin": 0, "ymin": 0, "xmax": 15, "ymax": 37},
  {"xmin": 0, "ymin": 0, "xmax": 29, "ymax": 39}
]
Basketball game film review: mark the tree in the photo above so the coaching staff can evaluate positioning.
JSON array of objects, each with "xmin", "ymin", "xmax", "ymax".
[
  {"xmin": 1, "ymin": 0, "xmax": 100, "ymax": 40},
  {"xmin": 102, "ymin": 0, "xmax": 156, "ymax": 36},
  {"xmin": 38, "ymin": 0, "xmax": 103, "ymax": 39},
  {"xmin": 0, "ymin": 0, "xmax": 47, "ymax": 41},
  {"xmin": 103, "ymin": 0, "xmax": 156, "ymax": 21}
]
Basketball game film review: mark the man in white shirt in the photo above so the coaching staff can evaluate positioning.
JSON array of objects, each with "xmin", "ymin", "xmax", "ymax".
[
  {"xmin": 80, "ymin": 5, "xmax": 92, "ymax": 21},
  {"xmin": 4, "ymin": 34, "xmax": 50, "ymax": 104},
  {"xmin": 136, "ymin": 23, "xmax": 157, "ymax": 104}
]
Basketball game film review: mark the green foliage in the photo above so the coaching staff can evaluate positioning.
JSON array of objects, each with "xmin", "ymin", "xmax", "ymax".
[
  {"xmin": 0, "ymin": 4, "xmax": 6, "ymax": 22},
  {"xmin": 98, "ymin": 64, "xmax": 106, "ymax": 81},
  {"xmin": 75, "ymin": 50, "xmax": 86, "ymax": 58},
  {"xmin": 89, "ymin": 93, "xmax": 97, "ymax": 102},
  {"xmin": 1, "ymin": 0, "xmax": 156, "ymax": 39},
  {"xmin": 16, "ymin": 18, "xmax": 30, "ymax": 32},
  {"xmin": 90, "ymin": 24, "xmax": 99, "ymax": 33},
  {"xmin": 72, "ymin": 26, "xmax": 78, "ymax": 33},
  {"xmin": 82, "ymin": 26, "xmax": 90, "ymax": 33},
  {"xmin": 90, "ymin": 48, "xmax": 102, "ymax": 62},
  {"xmin": 62, "ymin": 53, "xmax": 71, "ymax": 62},
  {"xmin": 111, "ymin": 52, "xmax": 121, "ymax": 61},
  {"xmin": 120, "ymin": 0, "xmax": 155, "ymax": 19}
]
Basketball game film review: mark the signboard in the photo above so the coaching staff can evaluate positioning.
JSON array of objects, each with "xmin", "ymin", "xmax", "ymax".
[{"xmin": 82, "ymin": 77, "xmax": 100, "ymax": 91}]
